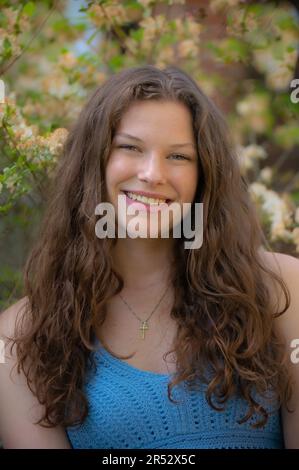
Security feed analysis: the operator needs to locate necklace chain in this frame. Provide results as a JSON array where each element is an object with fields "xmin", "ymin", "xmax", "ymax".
[{"xmin": 118, "ymin": 284, "xmax": 170, "ymax": 339}]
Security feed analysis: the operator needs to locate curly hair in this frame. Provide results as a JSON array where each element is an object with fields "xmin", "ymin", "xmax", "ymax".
[{"xmin": 8, "ymin": 64, "xmax": 293, "ymax": 429}]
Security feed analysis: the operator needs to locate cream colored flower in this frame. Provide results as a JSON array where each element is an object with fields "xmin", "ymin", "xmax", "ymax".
[
  {"xmin": 140, "ymin": 15, "xmax": 166, "ymax": 42},
  {"xmin": 226, "ymin": 10, "xmax": 258, "ymax": 38},
  {"xmin": 41, "ymin": 74, "xmax": 71, "ymax": 98},
  {"xmin": 243, "ymin": 144, "xmax": 267, "ymax": 160},
  {"xmin": 187, "ymin": 20, "xmax": 202, "ymax": 38},
  {"xmin": 292, "ymin": 227, "xmax": 299, "ymax": 253},
  {"xmin": 14, "ymin": 123, "xmax": 33, "ymax": 140},
  {"xmin": 88, "ymin": 5, "xmax": 106, "ymax": 28},
  {"xmin": 237, "ymin": 145, "xmax": 267, "ymax": 172},
  {"xmin": 266, "ymin": 61, "xmax": 296, "ymax": 91},
  {"xmin": 259, "ymin": 167, "xmax": 273, "ymax": 185},
  {"xmin": 249, "ymin": 182, "xmax": 293, "ymax": 241},
  {"xmin": 237, "ymin": 95, "xmax": 269, "ymax": 116},
  {"xmin": 5, "ymin": 173, "xmax": 19, "ymax": 192},
  {"xmin": 178, "ymin": 39, "xmax": 198, "ymax": 59},
  {"xmin": 47, "ymin": 128, "xmax": 68, "ymax": 154},
  {"xmin": 156, "ymin": 46, "xmax": 175, "ymax": 68},
  {"xmin": 34, "ymin": 128, "xmax": 68, "ymax": 156},
  {"xmin": 236, "ymin": 94, "xmax": 270, "ymax": 133},
  {"xmin": 124, "ymin": 37, "xmax": 139, "ymax": 55},
  {"xmin": 58, "ymin": 52, "xmax": 77, "ymax": 69},
  {"xmin": 89, "ymin": 1, "xmax": 129, "ymax": 26},
  {"xmin": 173, "ymin": 18, "xmax": 185, "ymax": 38},
  {"xmin": 2, "ymin": 8, "xmax": 18, "ymax": 32},
  {"xmin": 253, "ymin": 48, "xmax": 297, "ymax": 91},
  {"xmin": 105, "ymin": 3, "xmax": 129, "ymax": 25}
]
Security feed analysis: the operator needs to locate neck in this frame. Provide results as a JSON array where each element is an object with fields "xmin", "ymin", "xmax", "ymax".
[{"xmin": 111, "ymin": 237, "xmax": 175, "ymax": 291}]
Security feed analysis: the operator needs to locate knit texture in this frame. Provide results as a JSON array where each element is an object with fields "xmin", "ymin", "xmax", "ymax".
[{"xmin": 66, "ymin": 345, "xmax": 284, "ymax": 449}]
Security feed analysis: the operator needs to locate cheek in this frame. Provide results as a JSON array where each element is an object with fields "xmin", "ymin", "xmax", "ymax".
[
  {"xmin": 177, "ymin": 167, "xmax": 198, "ymax": 200},
  {"xmin": 104, "ymin": 165, "xmax": 113, "ymax": 198},
  {"xmin": 106, "ymin": 156, "xmax": 134, "ymax": 185},
  {"xmin": 105, "ymin": 157, "xmax": 130, "ymax": 194}
]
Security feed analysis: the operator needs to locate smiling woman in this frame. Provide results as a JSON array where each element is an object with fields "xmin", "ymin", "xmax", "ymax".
[{"xmin": 0, "ymin": 65, "xmax": 299, "ymax": 449}]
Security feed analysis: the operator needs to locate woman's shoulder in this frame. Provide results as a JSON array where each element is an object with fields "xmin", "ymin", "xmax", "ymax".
[
  {"xmin": 258, "ymin": 249, "xmax": 299, "ymax": 308},
  {"xmin": 258, "ymin": 249, "xmax": 299, "ymax": 346},
  {"xmin": 0, "ymin": 296, "xmax": 29, "ymax": 338},
  {"xmin": 259, "ymin": 249, "xmax": 299, "ymax": 271},
  {"xmin": 259, "ymin": 250, "xmax": 299, "ymax": 448},
  {"xmin": 0, "ymin": 297, "xmax": 71, "ymax": 448}
]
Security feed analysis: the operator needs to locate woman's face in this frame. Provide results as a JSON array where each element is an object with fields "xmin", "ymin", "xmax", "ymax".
[{"xmin": 105, "ymin": 99, "xmax": 199, "ymax": 239}]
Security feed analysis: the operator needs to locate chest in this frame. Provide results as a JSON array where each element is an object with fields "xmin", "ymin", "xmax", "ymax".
[{"xmin": 96, "ymin": 306, "xmax": 178, "ymax": 375}]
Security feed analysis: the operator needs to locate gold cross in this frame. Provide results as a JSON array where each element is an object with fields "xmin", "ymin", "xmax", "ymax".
[{"xmin": 139, "ymin": 321, "xmax": 149, "ymax": 339}]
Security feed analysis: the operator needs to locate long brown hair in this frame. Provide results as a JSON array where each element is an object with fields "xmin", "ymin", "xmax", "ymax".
[{"xmin": 8, "ymin": 65, "xmax": 293, "ymax": 428}]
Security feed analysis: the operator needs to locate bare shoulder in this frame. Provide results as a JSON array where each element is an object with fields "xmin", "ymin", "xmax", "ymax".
[
  {"xmin": 258, "ymin": 249, "xmax": 299, "ymax": 310},
  {"xmin": 259, "ymin": 250, "xmax": 299, "ymax": 448},
  {"xmin": 0, "ymin": 297, "xmax": 30, "ymax": 344},
  {"xmin": 262, "ymin": 250, "xmax": 299, "ymax": 352},
  {"xmin": 258, "ymin": 249, "xmax": 299, "ymax": 281},
  {"xmin": 259, "ymin": 249, "xmax": 299, "ymax": 350},
  {"xmin": 0, "ymin": 297, "xmax": 71, "ymax": 449}
]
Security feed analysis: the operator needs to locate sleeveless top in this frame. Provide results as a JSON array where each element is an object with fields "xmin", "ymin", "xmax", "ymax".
[{"xmin": 65, "ymin": 344, "xmax": 284, "ymax": 449}]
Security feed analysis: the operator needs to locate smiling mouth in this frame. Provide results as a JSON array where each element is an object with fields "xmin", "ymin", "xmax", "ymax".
[{"xmin": 120, "ymin": 190, "xmax": 172, "ymax": 205}]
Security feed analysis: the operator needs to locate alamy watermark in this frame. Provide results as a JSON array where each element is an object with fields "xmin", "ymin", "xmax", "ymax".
[
  {"xmin": 0, "ymin": 79, "xmax": 5, "ymax": 103},
  {"xmin": 95, "ymin": 195, "xmax": 203, "ymax": 249},
  {"xmin": 290, "ymin": 78, "xmax": 299, "ymax": 103},
  {"xmin": 290, "ymin": 338, "xmax": 299, "ymax": 364}
]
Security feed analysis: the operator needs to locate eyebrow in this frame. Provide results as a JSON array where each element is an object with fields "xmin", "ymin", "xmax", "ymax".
[{"xmin": 115, "ymin": 132, "xmax": 196, "ymax": 150}]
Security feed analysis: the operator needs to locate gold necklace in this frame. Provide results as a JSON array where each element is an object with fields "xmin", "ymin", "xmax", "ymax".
[{"xmin": 118, "ymin": 284, "xmax": 169, "ymax": 340}]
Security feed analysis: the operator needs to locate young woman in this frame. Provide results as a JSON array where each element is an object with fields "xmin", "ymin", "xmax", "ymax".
[{"xmin": 0, "ymin": 65, "xmax": 298, "ymax": 449}]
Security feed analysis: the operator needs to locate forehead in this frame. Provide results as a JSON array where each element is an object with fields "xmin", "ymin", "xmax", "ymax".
[{"xmin": 116, "ymin": 100, "xmax": 194, "ymax": 135}]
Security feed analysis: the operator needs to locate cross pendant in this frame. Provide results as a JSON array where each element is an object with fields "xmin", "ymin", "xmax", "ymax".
[{"xmin": 139, "ymin": 321, "xmax": 149, "ymax": 339}]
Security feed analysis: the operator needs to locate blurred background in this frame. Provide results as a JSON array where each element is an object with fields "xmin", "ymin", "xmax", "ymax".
[{"xmin": 0, "ymin": 0, "xmax": 299, "ymax": 310}]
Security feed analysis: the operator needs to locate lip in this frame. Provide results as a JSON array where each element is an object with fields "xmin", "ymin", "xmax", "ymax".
[{"xmin": 121, "ymin": 190, "xmax": 173, "ymax": 202}]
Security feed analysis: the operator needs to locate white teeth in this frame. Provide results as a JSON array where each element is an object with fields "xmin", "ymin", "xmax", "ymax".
[{"xmin": 125, "ymin": 191, "xmax": 167, "ymax": 205}]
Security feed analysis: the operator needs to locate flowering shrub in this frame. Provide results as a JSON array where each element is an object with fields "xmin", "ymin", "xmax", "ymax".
[{"xmin": 0, "ymin": 0, "xmax": 298, "ymax": 306}]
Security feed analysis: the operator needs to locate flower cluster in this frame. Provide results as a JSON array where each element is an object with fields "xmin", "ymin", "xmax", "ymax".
[
  {"xmin": 237, "ymin": 144, "xmax": 267, "ymax": 173},
  {"xmin": 250, "ymin": 182, "xmax": 299, "ymax": 251}
]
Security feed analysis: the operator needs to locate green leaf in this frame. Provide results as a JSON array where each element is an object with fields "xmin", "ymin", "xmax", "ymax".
[
  {"xmin": 23, "ymin": 2, "xmax": 36, "ymax": 17},
  {"xmin": 274, "ymin": 124, "xmax": 299, "ymax": 149},
  {"xmin": 3, "ymin": 37, "xmax": 12, "ymax": 59},
  {"xmin": 108, "ymin": 55, "xmax": 124, "ymax": 72},
  {"xmin": 291, "ymin": 191, "xmax": 299, "ymax": 204},
  {"xmin": 276, "ymin": 15, "xmax": 297, "ymax": 31},
  {"xmin": 130, "ymin": 28, "xmax": 143, "ymax": 42},
  {"xmin": 87, "ymin": 30, "xmax": 99, "ymax": 45}
]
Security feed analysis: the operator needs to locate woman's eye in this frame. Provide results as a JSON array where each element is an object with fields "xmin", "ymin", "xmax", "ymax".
[
  {"xmin": 117, "ymin": 145, "xmax": 190, "ymax": 160},
  {"xmin": 118, "ymin": 144, "xmax": 139, "ymax": 151},
  {"xmin": 170, "ymin": 154, "xmax": 190, "ymax": 161}
]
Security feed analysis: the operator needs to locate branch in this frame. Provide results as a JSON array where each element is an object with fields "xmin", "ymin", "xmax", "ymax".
[{"xmin": 0, "ymin": 1, "xmax": 58, "ymax": 77}]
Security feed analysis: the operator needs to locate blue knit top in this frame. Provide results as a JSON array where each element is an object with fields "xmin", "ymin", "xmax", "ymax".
[{"xmin": 66, "ymin": 344, "xmax": 284, "ymax": 449}]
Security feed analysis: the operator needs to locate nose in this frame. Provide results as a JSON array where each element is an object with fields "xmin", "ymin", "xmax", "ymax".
[{"xmin": 137, "ymin": 153, "xmax": 167, "ymax": 186}]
